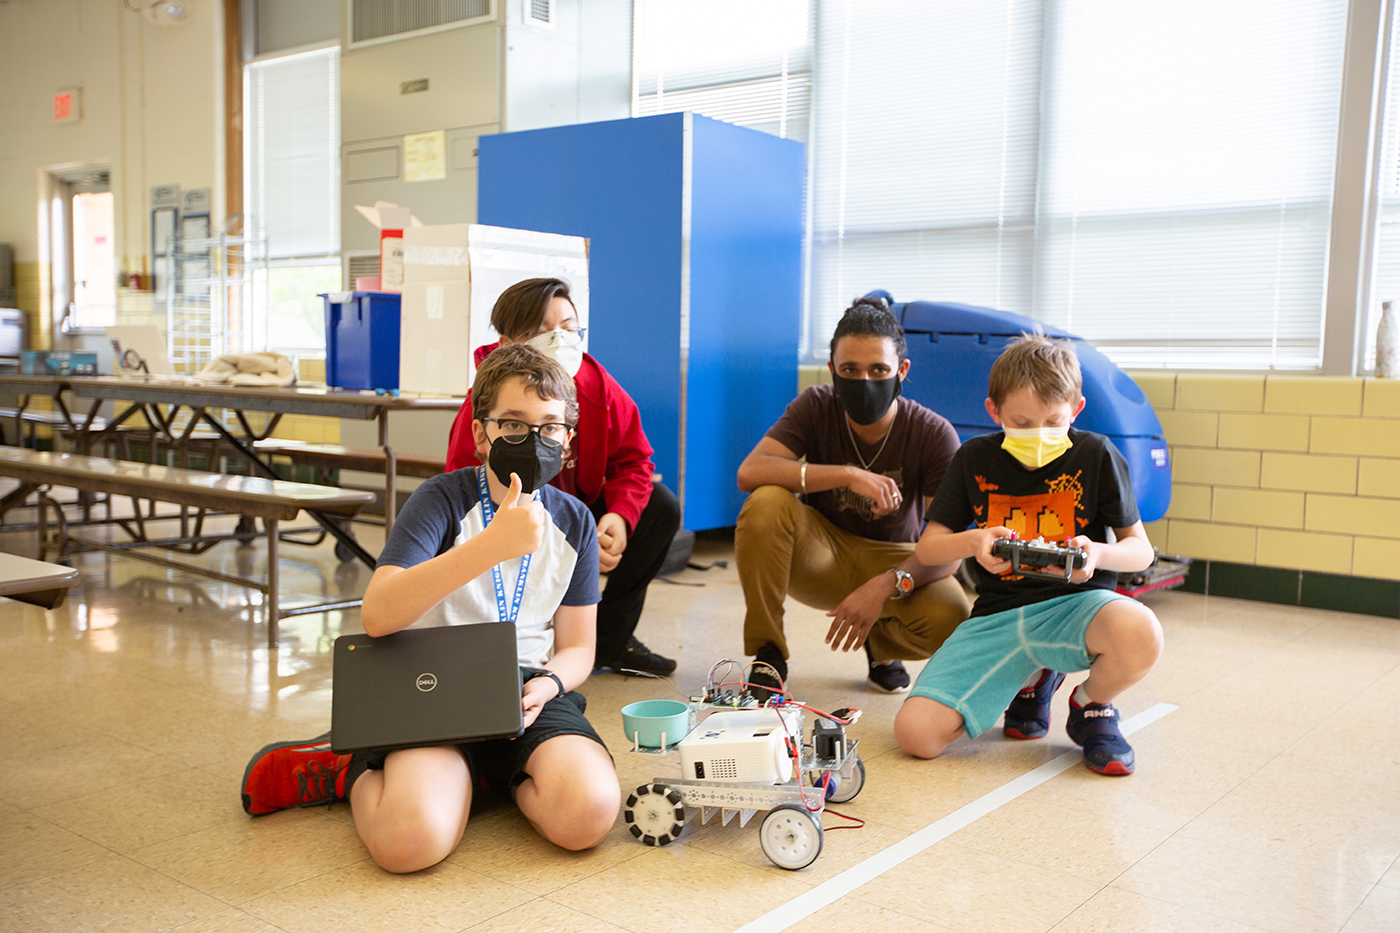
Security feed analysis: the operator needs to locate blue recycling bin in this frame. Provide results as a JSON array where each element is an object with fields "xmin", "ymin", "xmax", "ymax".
[
  {"xmin": 322, "ymin": 291, "xmax": 400, "ymax": 391},
  {"xmin": 878, "ymin": 293, "xmax": 1172, "ymax": 524}
]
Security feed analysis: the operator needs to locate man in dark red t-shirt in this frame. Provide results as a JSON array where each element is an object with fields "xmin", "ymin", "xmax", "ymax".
[{"xmin": 735, "ymin": 297, "xmax": 971, "ymax": 695}]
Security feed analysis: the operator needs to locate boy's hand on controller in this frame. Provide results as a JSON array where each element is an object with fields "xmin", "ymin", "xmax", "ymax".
[
  {"xmin": 975, "ymin": 526, "xmax": 1015, "ymax": 575},
  {"xmin": 1067, "ymin": 535, "xmax": 1097, "ymax": 583},
  {"xmin": 489, "ymin": 473, "xmax": 545, "ymax": 560}
]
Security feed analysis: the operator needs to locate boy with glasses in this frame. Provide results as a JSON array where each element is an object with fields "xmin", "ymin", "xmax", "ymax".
[
  {"xmin": 241, "ymin": 344, "xmax": 620, "ymax": 872},
  {"xmin": 446, "ymin": 277, "xmax": 681, "ymax": 676}
]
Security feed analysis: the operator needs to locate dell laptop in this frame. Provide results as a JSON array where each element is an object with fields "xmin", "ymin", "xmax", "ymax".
[{"xmin": 331, "ymin": 622, "xmax": 524, "ymax": 754}]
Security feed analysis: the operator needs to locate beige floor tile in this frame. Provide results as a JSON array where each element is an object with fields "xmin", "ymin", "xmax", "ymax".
[
  {"xmin": 461, "ymin": 898, "xmax": 633, "ymax": 933},
  {"xmin": 1237, "ymin": 756, "xmax": 1400, "ymax": 831},
  {"xmin": 942, "ymin": 797, "xmax": 1174, "ymax": 886},
  {"xmin": 240, "ymin": 857, "xmax": 534, "ymax": 933},
  {"xmin": 546, "ymin": 843, "xmax": 815, "ymax": 933},
  {"xmin": 801, "ymin": 896, "xmax": 959, "ymax": 931},
  {"xmin": 1018, "ymin": 756, "xmax": 1226, "ymax": 834},
  {"xmin": 0, "ymin": 803, "xmax": 112, "ymax": 888},
  {"xmin": 443, "ymin": 806, "xmax": 647, "ymax": 895},
  {"xmin": 1114, "ymin": 835, "xmax": 1372, "ymax": 933},
  {"xmin": 134, "ymin": 706, "xmax": 331, "ymax": 783},
  {"xmin": 1176, "ymin": 787, "xmax": 1400, "ymax": 884},
  {"xmin": 1341, "ymin": 883, "xmax": 1400, "ymax": 933},
  {"xmin": 166, "ymin": 909, "xmax": 287, "ymax": 933},
  {"xmin": 0, "ymin": 854, "xmax": 226, "ymax": 933},
  {"xmin": 30, "ymin": 766, "xmax": 242, "ymax": 855},
  {"xmin": 0, "ymin": 696, "xmax": 103, "ymax": 758},
  {"xmin": 1052, "ymin": 886, "xmax": 1262, "ymax": 933},
  {"xmin": 1379, "ymin": 856, "xmax": 1400, "ymax": 890},
  {"xmin": 129, "ymin": 807, "xmax": 367, "ymax": 904},
  {"xmin": 850, "ymin": 841, "xmax": 1100, "ymax": 933},
  {"xmin": 1, "ymin": 732, "xmax": 176, "ymax": 809}
]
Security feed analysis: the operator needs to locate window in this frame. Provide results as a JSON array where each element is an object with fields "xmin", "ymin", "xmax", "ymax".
[
  {"xmin": 245, "ymin": 46, "xmax": 340, "ymax": 355},
  {"xmin": 71, "ymin": 191, "xmax": 116, "ymax": 329},
  {"xmin": 808, "ymin": 0, "xmax": 1349, "ymax": 368},
  {"xmin": 1367, "ymin": 2, "xmax": 1400, "ymax": 370},
  {"xmin": 633, "ymin": 0, "xmax": 813, "ymax": 142}
]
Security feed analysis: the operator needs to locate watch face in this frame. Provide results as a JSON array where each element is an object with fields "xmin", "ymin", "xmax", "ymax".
[{"xmin": 894, "ymin": 570, "xmax": 913, "ymax": 594}]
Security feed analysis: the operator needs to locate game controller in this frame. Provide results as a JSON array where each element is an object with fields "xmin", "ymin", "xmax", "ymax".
[{"xmin": 992, "ymin": 534, "xmax": 1088, "ymax": 581}]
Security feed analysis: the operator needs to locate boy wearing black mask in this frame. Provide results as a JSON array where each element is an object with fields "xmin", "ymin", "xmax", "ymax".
[
  {"xmin": 241, "ymin": 344, "xmax": 618, "ymax": 872},
  {"xmin": 736, "ymin": 297, "xmax": 972, "ymax": 696}
]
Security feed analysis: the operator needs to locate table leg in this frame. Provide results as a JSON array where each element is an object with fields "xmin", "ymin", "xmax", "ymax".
[
  {"xmin": 267, "ymin": 515, "xmax": 279, "ymax": 649},
  {"xmin": 379, "ymin": 411, "xmax": 397, "ymax": 533}
]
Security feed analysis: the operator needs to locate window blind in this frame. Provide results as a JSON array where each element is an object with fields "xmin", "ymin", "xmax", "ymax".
[
  {"xmin": 1366, "ymin": 2, "xmax": 1400, "ymax": 370},
  {"xmin": 246, "ymin": 47, "xmax": 340, "ymax": 261},
  {"xmin": 633, "ymin": 0, "xmax": 813, "ymax": 142},
  {"xmin": 807, "ymin": 0, "xmax": 1347, "ymax": 367}
]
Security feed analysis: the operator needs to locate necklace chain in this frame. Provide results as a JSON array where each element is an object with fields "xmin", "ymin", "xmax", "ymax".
[{"xmin": 845, "ymin": 409, "xmax": 896, "ymax": 472}]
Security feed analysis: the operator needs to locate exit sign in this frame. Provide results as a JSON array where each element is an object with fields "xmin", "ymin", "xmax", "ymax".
[{"xmin": 53, "ymin": 87, "xmax": 80, "ymax": 124}]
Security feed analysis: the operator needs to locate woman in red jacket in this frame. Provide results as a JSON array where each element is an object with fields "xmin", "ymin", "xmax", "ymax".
[{"xmin": 445, "ymin": 278, "xmax": 681, "ymax": 675}]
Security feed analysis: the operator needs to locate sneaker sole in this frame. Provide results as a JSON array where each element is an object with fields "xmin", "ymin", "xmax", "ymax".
[
  {"xmin": 1086, "ymin": 759, "xmax": 1134, "ymax": 776},
  {"xmin": 1003, "ymin": 724, "xmax": 1048, "ymax": 740},
  {"xmin": 867, "ymin": 680, "xmax": 911, "ymax": 694}
]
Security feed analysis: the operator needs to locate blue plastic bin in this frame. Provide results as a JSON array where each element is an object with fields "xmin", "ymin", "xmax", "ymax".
[
  {"xmin": 873, "ymin": 293, "xmax": 1172, "ymax": 524},
  {"xmin": 322, "ymin": 291, "xmax": 400, "ymax": 391}
]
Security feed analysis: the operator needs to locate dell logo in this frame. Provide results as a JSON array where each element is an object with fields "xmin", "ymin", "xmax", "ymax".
[{"xmin": 416, "ymin": 672, "xmax": 438, "ymax": 692}]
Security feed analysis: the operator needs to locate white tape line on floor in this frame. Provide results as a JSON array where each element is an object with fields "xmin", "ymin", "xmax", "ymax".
[{"xmin": 732, "ymin": 701, "xmax": 1179, "ymax": 933}]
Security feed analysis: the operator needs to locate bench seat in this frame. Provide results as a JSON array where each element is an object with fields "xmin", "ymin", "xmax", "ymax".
[
  {"xmin": 254, "ymin": 439, "xmax": 446, "ymax": 479},
  {"xmin": 0, "ymin": 448, "xmax": 375, "ymax": 645}
]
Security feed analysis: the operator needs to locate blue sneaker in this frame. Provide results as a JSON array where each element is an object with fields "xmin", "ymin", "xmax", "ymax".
[
  {"xmin": 1065, "ymin": 694, "xmax": 1135, "ymax": 775},
  {"xmin": 1002, "ymin": 669, "xmax": 1066, "ymax": 740}
]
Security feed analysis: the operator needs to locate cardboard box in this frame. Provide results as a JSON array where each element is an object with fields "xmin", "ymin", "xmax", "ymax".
[
  {"xmin": 22, "ymin": 350, "xmax": 98, "ymax": 377},
  {"xmin": 398, "ymin": 224, "xmax": 589, "ymax": 396},
  {"xmin": 354, "ymin": 201, "xmax": 421, "ymax": 294}
]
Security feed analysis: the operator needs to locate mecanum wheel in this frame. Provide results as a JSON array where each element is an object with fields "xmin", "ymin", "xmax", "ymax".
[{"xmin": 623, "ymin": 783, "xmax": 685, "ymax": 846}]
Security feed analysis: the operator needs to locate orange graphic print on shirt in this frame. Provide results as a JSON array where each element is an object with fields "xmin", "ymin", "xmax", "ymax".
[{"xmin": 984, "ymin": 472, "xmax": 1084, "ymax": 544}]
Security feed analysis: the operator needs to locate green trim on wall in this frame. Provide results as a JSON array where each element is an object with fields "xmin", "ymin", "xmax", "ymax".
[{"xmin": 1175, "ymin": 559, "xmax": 1400, "ymax": 619}]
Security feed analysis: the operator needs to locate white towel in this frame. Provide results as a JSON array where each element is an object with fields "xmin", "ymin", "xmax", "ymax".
[{"xmin": 195, "ymin": 352, "xmax": 297, "ymax": 387}]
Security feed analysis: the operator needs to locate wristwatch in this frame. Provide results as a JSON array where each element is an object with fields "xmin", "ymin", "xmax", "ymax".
[
  {"xmin": 889, "ymin": 568, "xmax": 915, "ymax": 598},
  {"xmin": 523, "ymin": 668, "xmax": 566, "ymax": 700}
]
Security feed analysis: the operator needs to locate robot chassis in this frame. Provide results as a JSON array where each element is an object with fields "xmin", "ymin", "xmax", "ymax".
[{"xmin": 622, "ymin": 675, "xmax": 866, "ymax": 871}]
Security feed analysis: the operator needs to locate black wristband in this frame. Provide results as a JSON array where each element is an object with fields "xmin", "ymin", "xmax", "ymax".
[{"xmin": 525, "ymin": 668, "xmax": 566, "ymax": 700}]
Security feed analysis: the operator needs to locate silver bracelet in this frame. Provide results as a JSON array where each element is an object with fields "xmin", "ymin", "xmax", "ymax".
[{"xmin": 800, "ymin": 462, "xmax": 807, "ymax": 495}]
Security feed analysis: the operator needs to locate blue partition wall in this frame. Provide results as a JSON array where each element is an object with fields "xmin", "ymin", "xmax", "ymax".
[{"xmin": 479, "ymin": 113, "xmax": 804, "ymax": 529}]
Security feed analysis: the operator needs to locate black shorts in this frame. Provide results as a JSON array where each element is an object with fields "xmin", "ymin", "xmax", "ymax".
[{"xmin": 346, "ymin": 687, "xmax": 609, "ymax": 797}]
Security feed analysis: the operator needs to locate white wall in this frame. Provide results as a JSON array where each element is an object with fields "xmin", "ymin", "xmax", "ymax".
[{"xmin": 0, "ymin": 0, "xmax": 223, "ymax": 339}]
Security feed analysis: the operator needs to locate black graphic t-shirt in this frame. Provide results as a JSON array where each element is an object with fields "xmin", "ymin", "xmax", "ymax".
[
  {"xmin": 924, "ymin": 429, "xmax": 1139, "ymax": 618},
  {"xmin": 765, "ymin": 384, "xmax": 961, "ymax": 543}
]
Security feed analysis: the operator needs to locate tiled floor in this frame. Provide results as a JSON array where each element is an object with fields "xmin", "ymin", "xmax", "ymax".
[{"xmin": 1, "ymin": 511, "xmax": 1398, "ymax": 933}]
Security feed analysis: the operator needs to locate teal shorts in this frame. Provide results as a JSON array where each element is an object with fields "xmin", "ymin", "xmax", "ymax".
[{"xmin": 907, "ymin": 588, "xmax": 1129, "ymax": 738}]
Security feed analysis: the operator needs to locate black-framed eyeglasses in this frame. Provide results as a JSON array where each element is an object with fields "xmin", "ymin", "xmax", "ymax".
[{"xmin": 481, "ymin": 418, "xmax": 574, "ymax": 447}]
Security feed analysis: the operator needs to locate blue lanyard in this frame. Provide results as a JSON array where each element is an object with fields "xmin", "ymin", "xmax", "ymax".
[{"xmin": 476, "ymin": 466, "xmax": 532, "ymax": 623}]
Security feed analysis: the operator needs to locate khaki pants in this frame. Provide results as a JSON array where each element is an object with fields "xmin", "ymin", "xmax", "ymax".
[{"xmin": 736, "ymin": 485, "xmax": 972, "ymax": 663}]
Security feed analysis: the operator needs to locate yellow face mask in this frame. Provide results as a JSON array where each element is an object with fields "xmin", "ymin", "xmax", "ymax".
[{"xmin": 1001, "ymin": 426, "xmax": 1072, "ymax": 469}]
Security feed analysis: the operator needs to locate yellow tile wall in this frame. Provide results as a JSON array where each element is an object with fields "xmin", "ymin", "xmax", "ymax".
[{"xmin": 1129, "ymin": 370, "xmax": 1400, "ymax": 580}]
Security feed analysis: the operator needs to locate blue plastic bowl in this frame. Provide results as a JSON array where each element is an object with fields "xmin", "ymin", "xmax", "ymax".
[{"xmin": 620, "ymin": 699, "xmax": 690, "ymax": 749}]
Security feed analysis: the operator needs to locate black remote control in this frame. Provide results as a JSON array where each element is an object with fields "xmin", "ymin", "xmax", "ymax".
[{"xmin": 991, "ymin": 536, "xmax": 1088, "ymax": 582}]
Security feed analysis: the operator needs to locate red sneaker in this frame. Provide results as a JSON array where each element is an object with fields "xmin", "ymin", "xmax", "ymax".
[{"xmin": 241, "ymin": 733, "xmax": 351, "ymax": 815}]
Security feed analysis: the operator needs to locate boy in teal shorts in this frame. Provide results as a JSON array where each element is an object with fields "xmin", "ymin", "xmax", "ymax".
[{"xmin": 894, "ymin": 335, "xmax": 1163, "ymax": 775}]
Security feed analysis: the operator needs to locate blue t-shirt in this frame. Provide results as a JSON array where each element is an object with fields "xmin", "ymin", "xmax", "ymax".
[{"xmin": 377, "ymin": 466, "xmax": 601, "ymax": 667}]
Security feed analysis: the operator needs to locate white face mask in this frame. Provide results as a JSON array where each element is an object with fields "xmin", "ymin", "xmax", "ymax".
[{"xmin": 524, "ymin": 329, "xmax": 584, "ymax": 378}]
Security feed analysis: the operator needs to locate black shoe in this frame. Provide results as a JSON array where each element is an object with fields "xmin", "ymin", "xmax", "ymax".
[
  {"xmin": 602, "ymin": 636, "xmax": 677, "ymax": 676},
  {"xmin": 748, "ymin": 642, "xmax": 787, "ymax": 701},
  {"xmin": 863, "ymin": 640, "xmax": 911, "ymax": 693}
]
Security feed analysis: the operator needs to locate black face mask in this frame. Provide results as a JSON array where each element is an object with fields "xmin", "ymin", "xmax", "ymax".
[
  {"xmin": 832, "ymin": 372, "xmax": 902, "ymax": 425},
  {"xmin": 488, "ymin": 434, "xmax": 563, "ymax": 494}
]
